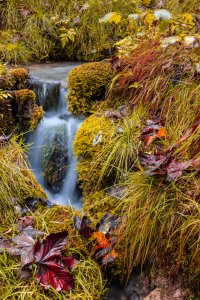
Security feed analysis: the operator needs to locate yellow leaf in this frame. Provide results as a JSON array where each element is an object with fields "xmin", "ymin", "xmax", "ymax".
[
  {"xmin": 182, "ymin": 14, "xmax": 195, "ymax": 26},
  {"xmin": 99, "ymin": 12, "xmax": 121, "ymax": 24}
]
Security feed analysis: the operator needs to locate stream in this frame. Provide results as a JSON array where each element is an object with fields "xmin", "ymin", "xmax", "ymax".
[
  {"xmin": 25, "ymin": 62, "xmax": 154, "ymax": 300},
  {"xmin": 26, "ymin": 62, "xmax": 84, "ymax": 209}
]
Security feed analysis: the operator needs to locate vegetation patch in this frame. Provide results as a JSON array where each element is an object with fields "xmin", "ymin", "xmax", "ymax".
[{"xmin": 66, "ymin": 62, "xmax": 112, "ymax": 115}]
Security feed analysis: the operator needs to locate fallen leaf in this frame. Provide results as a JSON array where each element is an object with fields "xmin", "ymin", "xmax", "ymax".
[
  {"xmin": 17, "ymin": 270, "xmax": 33, "ymax": 281},
  {"xmin": 6, "ymin": 235, "xmax": 35, "ymax": 267},
  {"xmin": 166, "ymin": 160, "xmax": 192, "ymax": 182},
  {"xmin": 138, "ymin": 120, "xmax": 168, "ymax": 148},
  {"xmin": 139, "ymin": 151, "xmax": 172, "ymax": 176},
  {"xmin": 21, "ymin": 225, "xmax": 44, "ymax": 239},
  {"xmin": 93, "ymin": 130, "xmax": 102, "ymax": 146},
  {"xmin": 106, "ymin": 185, "xmax": 126, "ymax": 199},
  {"xmin": 0, "ymin": 238, "xmax": 12, "ymax": 253},
  {"xmin": 92, "ymin": 232, "xmax": 118, "ymax": 265},
  {"xmin": 34, "ymin": 231, "xmax": 75, "ymax": 291},
  {"xmin": 96, "ymin": 213, "xmax": 119, "ymax": 234},
  {"xmin": 104, "ymin": 110, "xmax": 123, "ymax": 121},
  {"xmin": 74, "ymin": 216, "xmax": 94, "ymax": 237},
  {"xmin": 58, "ymin": 257, "xmax": 79, "ymax": 271},
  {"xmin": 18, "ymin": 216, "xmax": 34, "ymax": 231}
]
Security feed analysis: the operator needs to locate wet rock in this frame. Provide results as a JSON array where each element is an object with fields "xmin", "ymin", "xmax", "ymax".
[
  {"xmin": 107, "ymin": 267, "xmax": 155, "ymax": 300},
  {"xmin": 0, "ymin": 89, "xmax": 44, "ymax": 134},
  {"xmin": 144, "ymin": 275, "xmax": 190, "ymax": 300},
  {"xmin": 31, "ymin": 79, "xmax": 60, "ymax": 111},
  {"xmin": 42, "ymin": 124, "xmax": 68, "ymax": 193},
  {"xmin": 0, "ymin": 68, "xmax": 29, "ymax": 90}
]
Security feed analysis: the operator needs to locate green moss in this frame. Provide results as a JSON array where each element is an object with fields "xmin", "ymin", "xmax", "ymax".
[{"xmin": 66, "ymin": 62, "xmax": 112, "ymax": 115}]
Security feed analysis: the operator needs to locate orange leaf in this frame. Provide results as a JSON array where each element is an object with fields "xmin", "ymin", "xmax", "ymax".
[{"xmin": 157, "ymin": 127, "xmax": 168, "ymax": 138}]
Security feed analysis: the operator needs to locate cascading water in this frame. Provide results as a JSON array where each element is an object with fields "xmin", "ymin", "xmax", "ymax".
[{"xmin": 26, "ymin": 62, "xmax": 83, "ymax": 208}]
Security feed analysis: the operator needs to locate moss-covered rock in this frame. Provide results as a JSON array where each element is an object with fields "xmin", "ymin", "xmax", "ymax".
[
  {"xmin": 73, "ymin": 113, "xmax": 116, "ymax": 197},
  {"xmin": 42, "ymin": 124, "xmax": 68, "ymax": 193},
  {"xmin": 66, "ymin": 62, "xmax": 112, "ymax": 115},
  {"xmin": 0, "ymin": 68, "xmax": 29, "ymax": 90}
]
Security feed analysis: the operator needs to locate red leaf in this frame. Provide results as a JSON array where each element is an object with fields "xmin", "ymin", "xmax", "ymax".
[
  {"xmin": 59, "ymin": 257, "xmax": 79, "ymax": 271},
  {"xmin": 34, "ymin": 231, "xmax": 68, "ymax": 262},
  {"xmin": 36, "ymin": 261, "xmax": 75, "ymax": 292},
  {"xmin": 34, "ymin": 231, "xmax": 75, "ymax": 291},
  {"xmin": 138, "ymin": 123, "xmax": 168, "ymax": 148},
  {"xmin": 166, "ymin": 160, "xmax": 192, "ymax": 182}
]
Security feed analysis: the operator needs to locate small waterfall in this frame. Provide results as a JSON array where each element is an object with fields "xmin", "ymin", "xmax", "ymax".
[{"xmin": 26, "ymin": 62, "xmax": 83, "ymax": 208}]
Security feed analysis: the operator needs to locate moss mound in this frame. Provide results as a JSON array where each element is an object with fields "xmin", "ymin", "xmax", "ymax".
[
  {"xmin": 73, "ymin": 113, "xmax": 116, "ymax": 197},
  {"xmin": 66, "ymin": 62, "xmax": 112, "ymax": 115}
]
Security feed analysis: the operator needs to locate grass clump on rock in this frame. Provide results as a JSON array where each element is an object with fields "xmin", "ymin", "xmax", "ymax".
[{"xmin": 66, "ymin": 62, "xmax": 112, "ymax": 115}]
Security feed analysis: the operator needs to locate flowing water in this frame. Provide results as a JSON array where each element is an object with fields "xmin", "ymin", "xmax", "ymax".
[
  {"xmin": 26, "ymin": 62, "xmax": 84, "ymax": 208},
  {"xmin": 25, "ymin": 62, "xmax": 153, "ymax": 299}
]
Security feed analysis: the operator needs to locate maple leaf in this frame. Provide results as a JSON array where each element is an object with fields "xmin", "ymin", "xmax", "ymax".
[
  {"xmin": 166, "ymin": 160, "xmax": 192, "ymax": 182},
  {"xmin": 6, "ymin": 235, "xmax": 35, "ymax": 267},
  {"xmin": 34, "ymin": 231, "xmax": 75, "ymax": 292}
]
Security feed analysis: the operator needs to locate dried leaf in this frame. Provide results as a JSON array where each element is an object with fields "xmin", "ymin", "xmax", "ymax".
[
  {"xmin": 18, "ymin": 217, "xmax": 34, "ymax": 232},
  {"xmin": 96, "ymin": 213, "xmax": 119, "ymax": 235},
  {"xmin": 104, "ymin": 110, "xmax": 123, "ymax": 121},
  {"xmin": 106, "ymin": 185, "xmax": 126, "ymax": 199},
  {"xmin": 21, "ymin": 225, "xmax": 44, "ymax": 239},
  {"xmin": 6, "ymin": 235, "xmax": 35, "ymax": 267},
  {"xmin": 0, "ymin": 238, "xmax": 12, "ymax": 253},
  {"xmin": 166, "ymin": 160, "xmax": 192, "ymax": 182},
  {"xmin": 93, "ymin": 130, "xmax": 102, "ymax": 146},
  {"xmin": 17, "ymin": 270, "xmax": 33, "ymax": 281}
]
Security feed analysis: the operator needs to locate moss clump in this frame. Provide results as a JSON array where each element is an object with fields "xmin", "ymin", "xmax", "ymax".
[
  {"xmin": 11, "ymin": 68, "xmax": 29, "ymax": 85},
  {"xmin": 42, "ymin": 124, "xmax": 68, "ymax": 193},
  {"xmin": 66, "ymin": 62, "xmax": 112, "ymax": 115},
  {"xmin": 15, "ymin": 89, "xmax": 36, "ymax": 105}
]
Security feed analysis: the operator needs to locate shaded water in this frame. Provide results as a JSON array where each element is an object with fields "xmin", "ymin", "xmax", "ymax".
[{"xmin": 26, "ymin": 62, "xmax": 84, "ymax": 208}]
